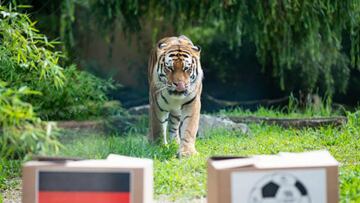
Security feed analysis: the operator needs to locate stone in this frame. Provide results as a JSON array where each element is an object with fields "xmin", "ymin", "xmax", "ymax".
[
  {"xmin": 198, "ymin": 114, "xmax": 250, "ymax": 138},
  {"xmin": 128, "ymin": 104, "xmax": 150, "ymax": 115},
  {"xmin": 126, "ymin": 105, "xmax": 251, "ymax": 137}
]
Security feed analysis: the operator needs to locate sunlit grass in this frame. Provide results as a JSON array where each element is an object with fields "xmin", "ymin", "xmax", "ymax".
[
  {"xmin": 218, "ymin": 95, "xmax": 344, "ymax": 118},
  {"xmin": 219, "ymin": 105, "xmax": 340, "ymax": 118},
  {"xmin": 1, "ymin": 108, "xmax": 359, "ymax": 202},
  {"xmin": 56, "ymin": 111, "xmax": 360, "ymax": 202}
]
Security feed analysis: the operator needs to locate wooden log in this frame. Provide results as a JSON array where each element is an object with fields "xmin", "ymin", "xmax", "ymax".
[
  {"xmin": 55, "ymin": 114, "xmax": 347, "ymax": 134},
  {"xmin": 227, "ymin": 116, "xmax": 347, "ymax": 128},
  {"xmin": 205, "ymin": 94, "xmax": 289, "ymax": 107},
  {"xmin": 56, "ymin": 120, "xmax": 104, "ymax": 130},
  {"xmin": 55, "ymin": 116, "xmax": 142, "ymax": 133}
]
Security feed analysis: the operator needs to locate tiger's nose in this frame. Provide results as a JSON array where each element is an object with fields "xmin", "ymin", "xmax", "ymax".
[{"xmin": 174, "ymin": 81, "xmax": 186, "ymax": 92}]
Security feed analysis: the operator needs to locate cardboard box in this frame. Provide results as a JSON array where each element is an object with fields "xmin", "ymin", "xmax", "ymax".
[
  {"xmin": 207, "ymin": 150, "xmax": 338, "ymax": 203},
  {"xmin": 22, "ymin": 154, "xmax": 153, "ymax": 203}
]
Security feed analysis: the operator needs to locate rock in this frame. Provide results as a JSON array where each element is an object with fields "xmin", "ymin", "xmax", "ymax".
[
  {"xmin": 56, "ymin": 104, "xmax": 251, "ymax": 137},
  {"xmin": 128, "ymin": 104, "xmax": 150, "ymax": 115},
  {"xmin": 198, "ymin": 114, "xmax": 250, "ymax": 138},
  {"xmin": 126, "ymin": 105, "xmax": 250, "ymax": 137}
]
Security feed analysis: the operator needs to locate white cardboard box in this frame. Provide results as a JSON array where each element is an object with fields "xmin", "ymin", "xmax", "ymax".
[{"xmin": 207, "ymin": 150, "xmax": 338, "ymax": 203}]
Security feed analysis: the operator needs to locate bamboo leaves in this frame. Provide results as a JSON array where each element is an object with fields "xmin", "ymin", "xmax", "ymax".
[
  {"xmin": 0, "ymin": 7, "xmax": 64, "ymax": 159},
  {"xmin": 0, "ymin": 7, "xmax": 65, "ymax": 89}
]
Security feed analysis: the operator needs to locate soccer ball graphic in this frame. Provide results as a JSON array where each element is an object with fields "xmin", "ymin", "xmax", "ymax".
[{"xmin": 248, "ymin": 173, "xmax": 311, "ymax": 203}]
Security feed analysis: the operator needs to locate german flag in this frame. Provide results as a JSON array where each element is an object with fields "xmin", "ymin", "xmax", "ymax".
[{"xmin": 38, "ymin": 171, "xmax": 131, "ymax": 203}]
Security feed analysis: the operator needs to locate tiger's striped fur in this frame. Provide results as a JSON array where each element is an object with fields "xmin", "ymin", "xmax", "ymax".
[{"xmin": 148, "ymin": 35, "xmax": 203, "ymax": 156}]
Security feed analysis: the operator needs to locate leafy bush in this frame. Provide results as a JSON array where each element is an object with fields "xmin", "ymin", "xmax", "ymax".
[
  {"xmin": 0, "ymin": 6, "xmax": 65, "ymax": 159},
  {"xmin": 0, "ymin": 6, "xmax": 117, "ymax": 159},
  {"xmin": 0, "ymin": 6, "xmax": 65, "ymax": 89},
  {"xmin": 37, "ymin": 65, "xmax": 118, "ymax": 120},
  {"xmin": 0, "ymin": 82, "xmax": 60, "ymax": 159},
  {"xmin": 0, "ymin": 5, "xmax": 117, "ymax": 120}
]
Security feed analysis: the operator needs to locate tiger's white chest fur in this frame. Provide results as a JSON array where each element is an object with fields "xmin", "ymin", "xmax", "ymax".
[{"xmin": 156, "ymin": 89, "xmax": 197, "ymax": 113}]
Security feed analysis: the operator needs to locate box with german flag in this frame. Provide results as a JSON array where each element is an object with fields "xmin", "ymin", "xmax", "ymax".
[
  {"xmin": 22, "ymin": 154, "xmax": 153, "ymax": 203},
  {"xmin": 207, "ymin": 150, "xmax": 339, "ymax": 203}
]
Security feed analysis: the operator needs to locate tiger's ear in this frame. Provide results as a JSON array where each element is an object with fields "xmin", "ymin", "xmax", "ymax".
[
  {"xmin": 158, "ymin": 42, "xmax": 167, "ymax": 49},
  {"xmin": 192, "ymin": 45, "xmax": 201, "ymax": 52}
]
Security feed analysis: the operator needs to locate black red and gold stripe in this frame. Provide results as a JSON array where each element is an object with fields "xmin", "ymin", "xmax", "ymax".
[{"xmin": 38, "ymin": 171, "xmax": 131, "ymax": 203}]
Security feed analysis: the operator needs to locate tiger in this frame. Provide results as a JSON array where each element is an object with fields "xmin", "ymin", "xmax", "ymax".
[{"xmin": 148, "ymin": 35, "xmax": 203, "ymax": 157}]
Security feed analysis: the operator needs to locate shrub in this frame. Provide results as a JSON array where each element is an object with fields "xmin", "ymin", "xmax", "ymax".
[
  {"xmin": 0, "ymin": 6, "xmax": 65, "ymax": 89},
  {"xmin": 0, "ymin": 6, "xmax": 117, "ymax": 159},
  {"xmin": 37, "ymin": 65, "xmax": 118, "ymax": 120},
  {"xmin": 0, "ymin": 82, "xmax": 60, "ymax": 159},
  {"xmin": 0, "ymin": 6, "xmax": 65, "ymax": 159}
]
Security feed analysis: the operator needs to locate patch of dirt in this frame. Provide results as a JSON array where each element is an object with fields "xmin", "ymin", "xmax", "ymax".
[
  {"xmin": 2, "ymin": 178, "xmax": 21, "ymax": 203},
  {"xmin": 156, "ymin": 196, "xmax": 206, "ymax": 203}
]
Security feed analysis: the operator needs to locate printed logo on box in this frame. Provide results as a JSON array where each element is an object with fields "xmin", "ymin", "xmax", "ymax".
[
  {"xmin": 231, "ymin": 169, "xmax": 326, "ymax": 203},
  {"xmin": 37, "ymin": 171, "xmax": 131, "ymax": 203}
]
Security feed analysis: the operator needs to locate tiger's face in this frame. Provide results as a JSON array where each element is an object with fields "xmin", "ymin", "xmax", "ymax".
[{"xmin": 155, "ymin": 36, "xmax": 201, "ymax": 96}]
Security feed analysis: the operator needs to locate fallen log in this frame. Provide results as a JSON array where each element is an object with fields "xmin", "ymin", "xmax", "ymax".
[
  {"xmin": 205, "ymin": 95, "xmax": 289, "ymax": 107},
  {"xmin": 55, "ymin": 114, "xmax": 251, "ymax": 137},
  {"xmin": 56, "ymin": 120, "xmax": 104, "ymax": 130},
  {"xmin": 55, "ymin": 116, "xmax": 143, "ymax": 134},
  {"xmin": 227, "ymin": 116, "xmax": 347, "ymax": 128}
]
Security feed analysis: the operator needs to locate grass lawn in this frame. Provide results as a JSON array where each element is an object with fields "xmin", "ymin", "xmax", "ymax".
[
  {"xmin": 1, "ymin": 108, "xmax": 359, "ymax": 202},
  {"xmin": 53, "ymin": 109, "xmax": 360, "ymax": 202}
]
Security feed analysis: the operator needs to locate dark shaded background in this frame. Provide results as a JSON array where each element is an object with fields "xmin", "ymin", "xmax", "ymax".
[{"xmin": 14, "ymin": 0, "xmax": 360, "ymax": 111}]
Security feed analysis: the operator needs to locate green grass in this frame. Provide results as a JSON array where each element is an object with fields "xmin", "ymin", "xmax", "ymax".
[
  {"xmin": 217, "ymin": 95, "xmax": 346, "ymax": 118},
  {"xmin": 54, "ymin": 110, "xmax": 360, "ymax": 202},
  {"xmin": 1, "ymin": 108, "xmax": 359, "ymax": 202},
  {"xmin": 0, "ymin": 159, "xmax": 21, "ymax": 190},
  {"xmin": 219, "ymin": 105, "xmax": 341, "ymax": 118}
]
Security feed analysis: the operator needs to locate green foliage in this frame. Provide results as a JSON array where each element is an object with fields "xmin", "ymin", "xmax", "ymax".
[
  {"xmin": 0, "ymin": 6, "xmax": 64, "ymax": 159},
  {"xmin": 0, "ymin": 82, "xmax": 38, "ymax": 126},
  {"xmin": 349, "ymin": 1, "xmax": 360, "ymax": 69},
  {"xmin": 7, "ymin": 1, "xmax": 360, "ymax": 96},
  {"xmin": 6, "ymin": 0, "xmax": 360, "ymax": 96},
  {"xmin": 57, "ymin": 0, "xmax": 360, "ymax": 96},
  {"xmin": 0, "ymin": 82, "xmax": 61, "ymax": 159},
  {"xmin": 221, "ymin": 94, "xmax": 337, "ymax": 118},
  {"xmin": 60, "ymin": 0, "xmax": 76, "ymax": 59},
  {"xmin": 0, "ymin": 6, "xmax": 65, "ymax": 88},
  {"xmin": 0, "ymin": 159, "xmax": 21, "ymax": 190},
  {"xmin": 38, "ymin": 65, "xmax": 117, "ymax": 120},
  {"xmin": 0, "ymin": 6, "xmax": 116, "ymax": 160},
  {"xmin": 0, "ymin": 5, "xmax": 117, "ymax": 120}
]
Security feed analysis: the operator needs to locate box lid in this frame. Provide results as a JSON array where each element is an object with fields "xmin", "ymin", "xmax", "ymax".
[
  {"xmin": 209, "ymin": 150, "xmax": 338, "ymax": 170},
  {"xmin": 23, "ymin": 154, "xmax": 153, "ymax": 169}
]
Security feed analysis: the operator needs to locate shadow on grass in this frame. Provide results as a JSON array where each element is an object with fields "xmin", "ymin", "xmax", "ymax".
[{"xmin": 57, "ymin": 132, "xmax": 179, "ymax": 161}]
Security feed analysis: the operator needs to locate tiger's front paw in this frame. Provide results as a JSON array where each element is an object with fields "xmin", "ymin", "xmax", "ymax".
[{"xmin": 178, "ymin": 145, "xmax": 198, "ymax": 157}]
